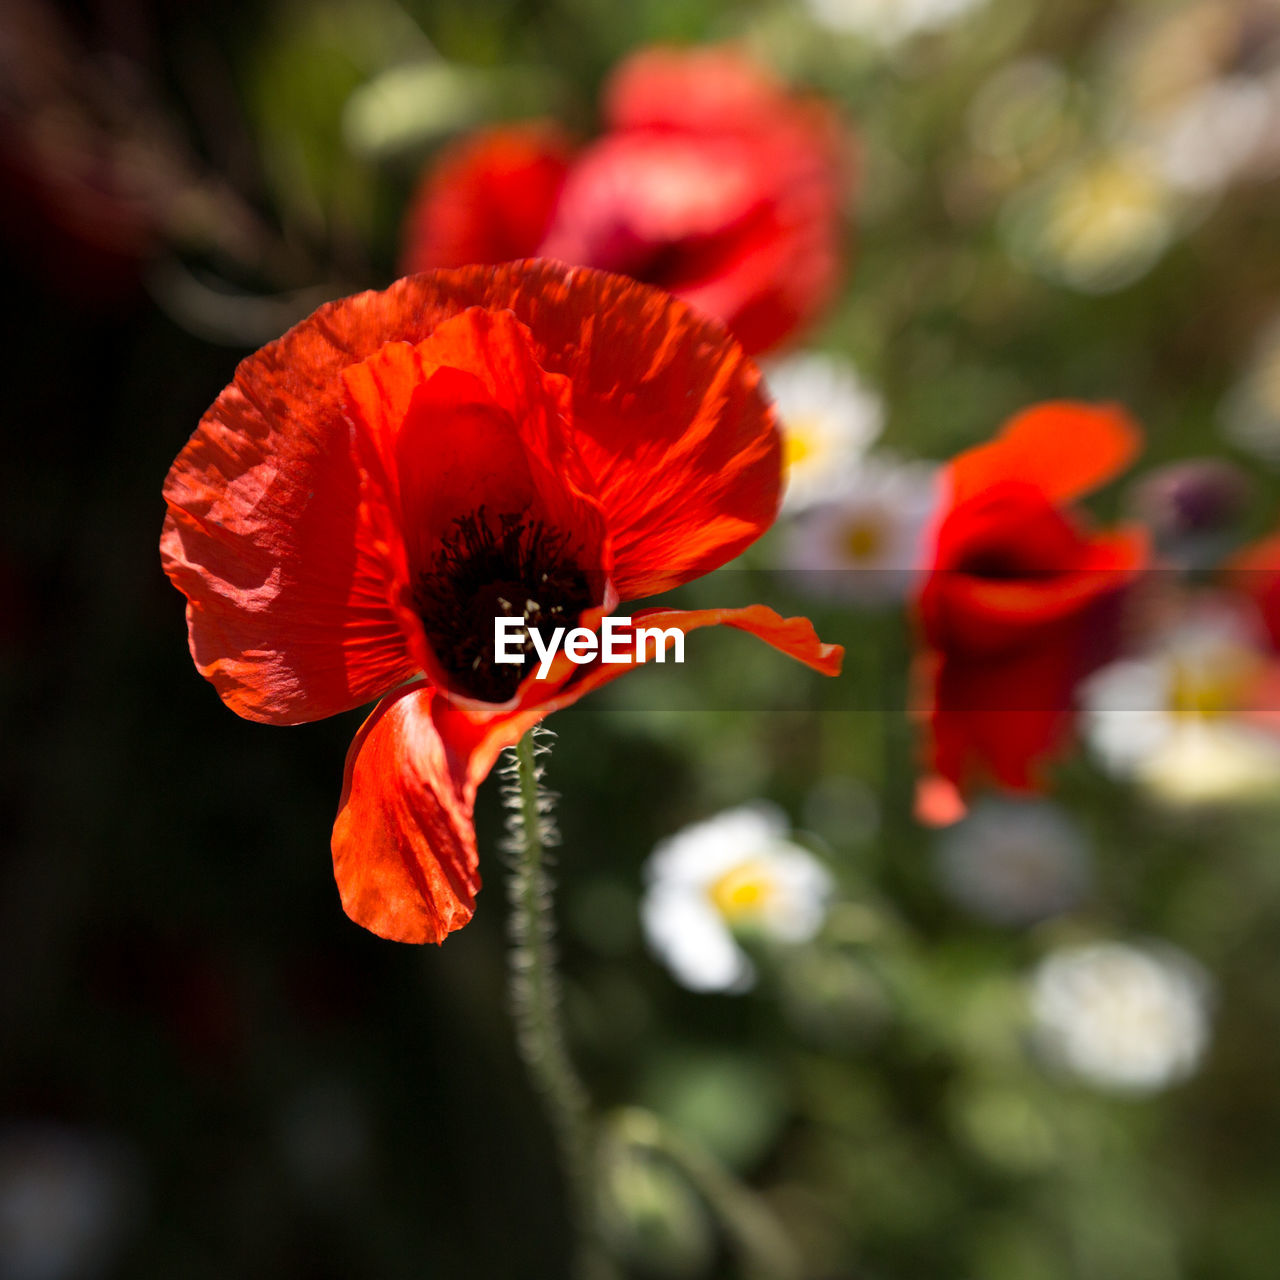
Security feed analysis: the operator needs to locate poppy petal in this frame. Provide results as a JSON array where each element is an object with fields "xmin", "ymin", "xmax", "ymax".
[
  {"xmin": 624, "ymin": 605, "xmax": 844, "ymax": 677},
  {"xmin": 525, "ymin": 604, "xmax": 843, "ymax": 715},
  {"xmin": 927, "ymin": 640, "xmax": 1084, "ymax": 792},
  {"xmin": 332, "ymin": 681, "xmax": 553, "ymax": 943},
  {"xmin": 603, "ymin": 45, "xmax": 797, "ymax": 134},
  {"xmin": 164, "ymin": 263, "xmax": 779, "ymax": 723},
  {"xmin": 161, "ymin": 347, "xmax": 415, "ymax": 726},
  {"xmin": 537, "ymin": 130, "xmax": 840, "ymax": 358},
  {"xmin": 949, "ymin": 402, "xmax": 1142, "ymax": 509},
  {"xmin": 340, "ymin": 309, "xmax": 614, "ymax": 702},
  {"xmin": 399, "ymin": 122, "xmax": 572, "ymax": 275},
  {"xmin": 925, "ymin": 525, "xmax": 1149, "ymax": 656},
  {"xmin": 914, "ymin": 773, "xmax": 968, "ymax": 827},
  {"xmin": 391, "ymin": 263, "xmax": 782, "ymax": 600},
  {"xmin": 1229, "ymin": 529, "xmax": 1280, "ymax": 652}
]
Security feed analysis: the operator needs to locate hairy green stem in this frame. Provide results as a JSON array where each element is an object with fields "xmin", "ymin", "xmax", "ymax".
[{"xmin": 504, "ymin": 729, "xmax": 617, "ymax": 1280}]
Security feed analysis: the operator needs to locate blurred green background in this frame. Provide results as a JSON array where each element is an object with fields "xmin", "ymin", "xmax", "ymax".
[{"xmin": 4, "ymin": 0, "xmax": 1280, "ymax": 1276}]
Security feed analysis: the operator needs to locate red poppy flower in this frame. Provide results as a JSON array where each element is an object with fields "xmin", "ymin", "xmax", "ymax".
[
  {"xmin": 1229, "ymin": 529, "xmax": 1280, "ymax": 653},
  {"xmin": 399, "ymin": 122, "xmax": 573, "ymax": 273},
  {"xmin": 399, "ymin": 46, "xmax": 849, "ymax": 356},
  {"xmin": 162, "ymin": 261, "xmax": 842, "ymax": 944},
  {"xmin": 914, "ymin": 402, "xmax": 1148, "ymax": 805}
]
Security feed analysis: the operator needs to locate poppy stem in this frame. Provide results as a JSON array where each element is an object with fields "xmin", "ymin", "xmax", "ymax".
[{"xmin": 504, "ymin": 728, "xmax": 617, "ymax": 1280}]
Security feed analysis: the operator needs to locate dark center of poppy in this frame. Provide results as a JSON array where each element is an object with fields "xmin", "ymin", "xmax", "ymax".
[
  {"xmin": 955, "ymin": 549, "xmax": 1051, "ymax": 581},
  {"xmin": 413, "ymin": 507, "xmax": 594, "ymax": 703}
]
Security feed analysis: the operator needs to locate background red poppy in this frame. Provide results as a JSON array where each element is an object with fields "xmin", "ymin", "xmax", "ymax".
[
  {"xmin": 917, "ymin": 403, "xmax": 1148, "ymax": 793},
  {"xmin": 400, "ymin": 46, "xmax": 851, "ymax": 355}
]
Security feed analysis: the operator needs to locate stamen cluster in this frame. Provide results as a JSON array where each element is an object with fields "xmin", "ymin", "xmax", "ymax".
[{"xmin": 413, "ymin": 507, "xmax": 593, "ymax": 702}]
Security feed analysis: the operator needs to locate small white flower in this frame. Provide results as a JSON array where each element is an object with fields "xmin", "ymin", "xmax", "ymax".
[
  {"xmin": 803, "ymin": 0, "xmax": 987, "ymax": 45},
  {"xmin": 1108, "ymin": 0, "xmax": 1280, "ymax": 196},
  {"xmin": 779, "ymin": 454, "xmax": 941, "ymax": 604},
  {"xmin": 1150, "ymin": 75, "xmax": 1273, "ymax": 193},
  {"xmin": 641, "ymin": 804, "xmax": 833, "ymax": 994},
  {"xmin": 1222, "ymin": 313, "xmax": 1280, "ymax": 463},
  {"xmin": 1081, "ymin": 602, "xmax": 1280, "ymax": 805},
  {"xmin": 935, "ymin": 797, "xmax": 1091, "ymax": 927},
  {"xmin": 763, "ymin": 353, "xmax": 884, "ymax": 513},
  {"xmin": 1003, "ymin": 149, "xmax": 1179, "ymax": 293},
  {"xmin": 1029, "ymin": 941, "xmax": 1212, "ymax": 1093}
]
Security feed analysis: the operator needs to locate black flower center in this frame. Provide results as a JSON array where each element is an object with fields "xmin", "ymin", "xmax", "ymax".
[{"xmin": 413, "ymin": 507, "xmax": 594, "ymax": 703}]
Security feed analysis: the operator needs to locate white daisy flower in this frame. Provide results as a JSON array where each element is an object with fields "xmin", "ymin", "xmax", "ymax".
[
  {"xmin": 641, "ymin": 804, "xmax": 833, "ymax": 994},
  {"xmin": 1029, "ymin": 941, "xmax": 1212, "ymax": 1093},
  {"xmin": 1222, "ymin": 313, "xmax": 1280, "ymax": 463},
  {"xmin": 779, "ymin": 454, "xmax": 941, "ymax": 604},
  {"xmin": 935, "ymin": 797, "xmax": 1092, "ymax": 927},
  {"xmin": 802, "ymin": 0, "xmax": 987, "ymax": 45},
  {"xmin": 1002, "ymin": 149, "xmax": 1179, "ymax": 294},
  {"xmin": 1081, "ymin": 601, "xmax": 1280, "ymax": 805},
  {"xmin": 1150, "ymin": 75, "xmax": 1274, "ymax": 193},
  {"xmin": 762, "ymin": 353, "xmax": 884, "ymax": 513},
  {"xmin": 1108, "ymin": 0, "xmax": 1280, "ymax": 196}
]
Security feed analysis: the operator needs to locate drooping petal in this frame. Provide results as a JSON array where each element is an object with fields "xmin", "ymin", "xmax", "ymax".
[
  {"xmin": 529, "ymin": 604, "xmax": 844, "ymax": 714},
  {"xmin": 332, "ymin": 684, "xmax": 477, "ymax": 944},
  {"xmin": 332, "ymin": 682, "xmax": 554, "ymax": 944},
  {"xmin": 399, "ymin": 122, "xmax": 572, "ymax": 275},
  {"xmin": 914, "ymin": 773, "xmax": 968, "ymax": 827},
  {"xmin": 948, "ymin": 402, "xmax": 1142, "ymax": 509},
  {"xmin": 623, "ymin": 605, "xmax": 845, "ymax": 677}
]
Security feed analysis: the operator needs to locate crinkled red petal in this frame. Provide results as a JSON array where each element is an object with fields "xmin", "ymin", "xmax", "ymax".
[
  {"xmin": 161, "ymin": 346, "xmax": 416, "ymax": 726},
  {"xmin": 340, "ymin": 308, "xmax": 614, "ymax": 701},
  {"xmin": 379, "ymin": 263, "xmax": 783, "ymax": 600}
]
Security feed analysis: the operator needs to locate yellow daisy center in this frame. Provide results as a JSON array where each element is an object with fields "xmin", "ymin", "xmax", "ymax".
[
  {"xmin": 1167, "ymin": 648, "xmax": 1260, "ymax": 722},
  {"xmin": 708, "ymin": 860, "xmax": 776, "ymax": 922},
  {"xmin": 842, "ymin": 514, "xmax": 886, "ymax": 561},
  {"xmin": 1047, "ymin": 159, "xmax": 1165, "ymax": 267},
  {"xmin": 783, "ymin": 418, "xmax": 824, "ymax": 470}
]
